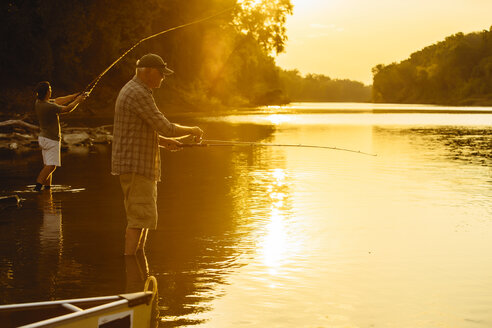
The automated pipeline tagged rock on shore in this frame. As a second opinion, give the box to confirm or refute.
[0,120,112,156]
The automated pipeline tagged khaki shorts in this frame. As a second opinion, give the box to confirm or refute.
[119,173,158,230]
[39,136,61,166]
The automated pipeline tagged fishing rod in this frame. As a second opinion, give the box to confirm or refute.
[181,139,377,157]
[82,6,235,96]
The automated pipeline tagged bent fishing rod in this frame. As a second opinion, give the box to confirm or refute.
[81,6,235,96]
[181,139,377,157]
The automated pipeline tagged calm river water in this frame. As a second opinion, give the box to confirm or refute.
[0,103,491,327]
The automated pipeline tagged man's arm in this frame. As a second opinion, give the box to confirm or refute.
[172,124,203,142]
[53,93,79,105]
[159,136,182,152]
[59,93,87,114]
[172,134,197,143]
[132,90,203,140]
[159,134,200,151]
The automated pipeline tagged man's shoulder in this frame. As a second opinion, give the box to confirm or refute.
[36,100,62,113]
[119,78,149,99]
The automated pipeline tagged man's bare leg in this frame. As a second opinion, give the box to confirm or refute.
[43,173,53,187]
[125,228,143,256]
[136,249,149,278]
[35,165,56,191]
[137,229,149,251]
[36,165,56,185]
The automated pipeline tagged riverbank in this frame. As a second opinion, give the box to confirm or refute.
[0,120,112,156]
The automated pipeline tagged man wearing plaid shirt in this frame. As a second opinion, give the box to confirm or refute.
[112,53,203,256]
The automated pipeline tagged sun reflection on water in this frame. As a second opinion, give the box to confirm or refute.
[261,207,287,274]
[258,168,302,277]
[265,114,293,125]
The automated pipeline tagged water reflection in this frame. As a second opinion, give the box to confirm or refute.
[37,190,64,299]
[400,127,492,166]
[0,190,65,303]
[196,113,492,327]
[206,113,492,127]
[125,252,149,293]
[260,169,294,275]
[0,108,491,328]
[148,121,282,326]
[264,114,293,125]
[39,190,63,254]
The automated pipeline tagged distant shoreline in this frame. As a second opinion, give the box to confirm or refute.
[2,101,491,124]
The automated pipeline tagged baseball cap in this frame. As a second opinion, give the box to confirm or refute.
[136,53,174,75]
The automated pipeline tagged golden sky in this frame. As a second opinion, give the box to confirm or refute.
[275,0,492,84]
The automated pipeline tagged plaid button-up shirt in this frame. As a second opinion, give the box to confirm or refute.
[112,76,177,181]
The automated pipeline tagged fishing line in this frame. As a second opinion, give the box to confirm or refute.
[181,139,377,156]
[82,6,236,96]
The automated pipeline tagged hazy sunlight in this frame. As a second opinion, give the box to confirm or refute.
[277,0,492,84]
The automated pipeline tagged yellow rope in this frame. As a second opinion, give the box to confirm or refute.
[144,275,158,302]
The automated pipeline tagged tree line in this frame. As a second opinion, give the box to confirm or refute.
[0,0,293,116]
[372,27,492,106]
[280,70,371,103]
[0,0,373,118]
